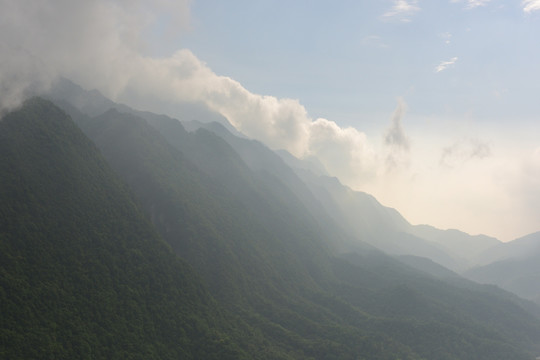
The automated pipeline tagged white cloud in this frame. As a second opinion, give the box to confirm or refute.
[308,118,378,185]
[382,0,420,22]
[384,98,411,170]
[523,0,540,13]
[140,52,379,184]
[439,32,452,45]
[465,0,492,8]
[0,0,190,113]
[0,0,380,186]
[440,138,491,168]
[451,0,492,9]
[116,50,308,156]
[361,35,389,49]
[3,0,538,242]
[435,57,458,72]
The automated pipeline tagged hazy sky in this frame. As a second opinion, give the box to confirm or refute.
[2,0,539,241]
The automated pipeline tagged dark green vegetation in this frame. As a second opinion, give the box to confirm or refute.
[0,98,245,359]
[2,91,540,359]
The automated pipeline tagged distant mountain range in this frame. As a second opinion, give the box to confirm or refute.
[178,112,540,306]
[465,232,540,304]
[48,78,540,302]
[1,79,538,358]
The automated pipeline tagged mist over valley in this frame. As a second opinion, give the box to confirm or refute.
[2,1,540,358]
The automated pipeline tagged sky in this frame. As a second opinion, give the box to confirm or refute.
[1,0,539,241]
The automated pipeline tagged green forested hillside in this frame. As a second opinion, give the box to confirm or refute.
[65,98,540,359]
[0,98,245,359]
[77,108,415,359]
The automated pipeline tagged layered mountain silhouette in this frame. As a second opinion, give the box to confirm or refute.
[0,98,246,359]
[182,115,501,273]
[465,232,540,304]
[2,79,538,358]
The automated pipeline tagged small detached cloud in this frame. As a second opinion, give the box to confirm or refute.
[384,98,411,170]
[451,0,492,9]
[465,0,492,8]
[523,0,540,13]
[435,57,458,73]
[382,0,420,22]
[361,35,389,49]
[439,32,452,45]
[440,138,491,168]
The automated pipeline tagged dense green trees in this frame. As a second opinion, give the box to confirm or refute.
[0,98,245,359]
[72,99,540,359]
[2,96,540,359]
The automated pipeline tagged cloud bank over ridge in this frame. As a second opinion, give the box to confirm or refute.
[2,0,539,241]
[0,0,383,188]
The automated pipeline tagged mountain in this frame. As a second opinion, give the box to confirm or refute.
[0,98,246,359]
[46,84,540,359]
[49,79,498,273]
[207,129,499,272]
[396,255,461,280]
[182,119,462,268]
[186,117,500,272]
[67,105,422,359]
[293,171,463,266]
[185,118,539,314]
[474,231,540,265]
[168,119,358,254]
[465,232,540,304]
[46,77,238,133]
[283,158,506,272]
[409,225,501,266]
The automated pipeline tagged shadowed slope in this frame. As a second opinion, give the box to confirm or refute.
[0,98,245,359]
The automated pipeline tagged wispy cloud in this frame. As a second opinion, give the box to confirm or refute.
[361,35,389,49]
[3,0,537,242]
[435,57,458,73]
[523,0,540,13]
[440,138,491,168]
[382,0,420,22]
[439,32,452,45]
[465,0,492,8]
[451,0,492,9]
[384,98,410,170]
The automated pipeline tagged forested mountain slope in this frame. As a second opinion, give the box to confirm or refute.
[186,119,494,272]
[54,90,540,359]
[184,117,540,314]
[72,107,419,359]
[0,98,246,359]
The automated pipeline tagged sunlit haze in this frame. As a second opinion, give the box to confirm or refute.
[2,0,539,241]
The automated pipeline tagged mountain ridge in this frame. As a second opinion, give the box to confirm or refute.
[25,80,540,358]
[0,97,247,359]
[465,232,540,304]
